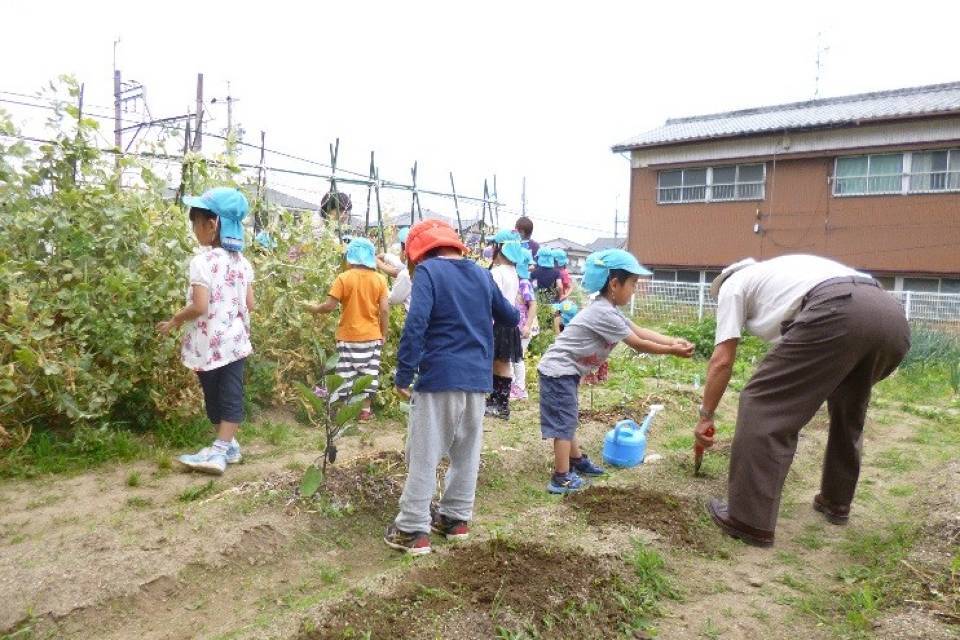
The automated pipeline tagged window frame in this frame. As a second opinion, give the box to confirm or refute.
[833,149,960,197]
[833,153,904,196]
[656,163,766,204]
[907,149,960,194]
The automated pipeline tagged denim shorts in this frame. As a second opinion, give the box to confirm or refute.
[196,357,246,424]
[539,373,580,440]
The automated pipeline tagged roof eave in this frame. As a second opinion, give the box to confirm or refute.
[610,109,960,154]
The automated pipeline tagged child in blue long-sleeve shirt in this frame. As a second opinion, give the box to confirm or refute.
[386,219,519,555]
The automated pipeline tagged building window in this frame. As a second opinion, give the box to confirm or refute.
[834,154,903,196]
[652,269,677,281]
[711,164,765,201]
[873,276,896,291]
[909,149,960,193]
[941,279,960,294]
[657,164,764,204]
[903,277,944,293]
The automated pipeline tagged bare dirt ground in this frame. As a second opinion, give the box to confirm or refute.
[1,373,957,639]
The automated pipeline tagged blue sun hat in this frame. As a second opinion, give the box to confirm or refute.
[397,226,410,244]
[555,299,579,324]
[515,247,534,279]
[345,237,377,269]
[492,229,521,244]
[492,229,524,264]
[183,187,249,251]
[554,250,568,267]
[582,248,651,294]
[537,247,557,268]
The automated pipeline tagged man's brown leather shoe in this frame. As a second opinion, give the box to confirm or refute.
[707,498,774,548]
[813,494,850,525]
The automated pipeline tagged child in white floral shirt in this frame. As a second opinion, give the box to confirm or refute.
[158,187,255,475]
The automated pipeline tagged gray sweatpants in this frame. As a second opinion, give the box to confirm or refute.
[393,391,486,533]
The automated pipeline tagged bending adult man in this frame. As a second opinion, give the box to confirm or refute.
[696,254,910,547]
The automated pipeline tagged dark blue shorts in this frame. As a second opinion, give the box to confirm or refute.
[196,357,246,424]
[539,373,580,440]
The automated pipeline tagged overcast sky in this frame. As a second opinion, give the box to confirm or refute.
[3,1,959,243]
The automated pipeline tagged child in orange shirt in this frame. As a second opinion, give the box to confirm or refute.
[306,237,389,421]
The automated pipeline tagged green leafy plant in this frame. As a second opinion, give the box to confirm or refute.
[295,351,374,498]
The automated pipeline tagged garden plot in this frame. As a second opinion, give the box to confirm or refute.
[1,340,958,639]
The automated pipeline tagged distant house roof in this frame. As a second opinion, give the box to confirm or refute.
[263,187,320,211]
[163,185,321,212]
[586,237,626,251]
[384,209,484,230]
[612,81,960,151]
[541,238,592,254]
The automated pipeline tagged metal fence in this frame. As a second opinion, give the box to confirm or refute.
[628,280,960,327]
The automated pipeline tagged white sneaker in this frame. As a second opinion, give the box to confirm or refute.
[177,447,227,475]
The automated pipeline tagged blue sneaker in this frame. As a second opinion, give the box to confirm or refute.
[226,440,242,464]
[571,454,605,477]
[178,447,227,475]
[547,471,585,494]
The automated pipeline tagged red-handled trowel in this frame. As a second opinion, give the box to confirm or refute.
[694,425,715,476]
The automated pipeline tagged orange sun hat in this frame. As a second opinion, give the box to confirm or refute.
[405,219,468,263]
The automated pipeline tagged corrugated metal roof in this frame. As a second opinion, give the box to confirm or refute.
[542,237,592,253]
[586,237,626,251]
[612,81,960,151]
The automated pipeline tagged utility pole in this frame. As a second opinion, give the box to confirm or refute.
[614,208,618,240]
[521,176,527,216]
[211,81,239,138]
[193,73,204,151]
[113,69,122,149]
[814,32,830,99]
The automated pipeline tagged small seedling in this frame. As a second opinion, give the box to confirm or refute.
[126,471,141,487]
[295,348,375,498]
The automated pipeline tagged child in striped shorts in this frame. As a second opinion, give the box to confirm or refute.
[306,237,389,421]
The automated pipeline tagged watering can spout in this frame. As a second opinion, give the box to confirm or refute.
[639,404,665,433]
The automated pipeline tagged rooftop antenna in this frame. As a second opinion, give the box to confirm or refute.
[814,31,830,99]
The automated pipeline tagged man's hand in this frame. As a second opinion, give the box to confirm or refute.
[694,417,716,449]
[303,301,322,314]
[395,386,411,400]
[156,319,177,335]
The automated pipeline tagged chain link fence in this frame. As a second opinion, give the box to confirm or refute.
[628,280,960,328]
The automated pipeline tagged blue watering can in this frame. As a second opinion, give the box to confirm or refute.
[602,404,664,468]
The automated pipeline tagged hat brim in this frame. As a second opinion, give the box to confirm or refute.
[709,259,757,298]
[183,195,210,210]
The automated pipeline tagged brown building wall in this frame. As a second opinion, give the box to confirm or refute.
[627,156,960,276]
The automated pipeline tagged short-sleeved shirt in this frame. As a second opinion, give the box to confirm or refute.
[181,248,254,372]
[329,267,389,341]
[521,238,540,260]
[491,264,520,310]
[714,254,867,345]
[517,278,536,328]
[533,267,561,302]
[538,297,631,377]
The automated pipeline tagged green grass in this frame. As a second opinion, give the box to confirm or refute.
[872,449,920,473]
[784,522,920,637]
[126,471,141,487]
[0,414,303,479]
[177,480,217,502]
[245,420,296,447]
[795,524,828,550]
[126,496,152,509]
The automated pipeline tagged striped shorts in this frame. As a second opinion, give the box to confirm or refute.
[333,340,383,400]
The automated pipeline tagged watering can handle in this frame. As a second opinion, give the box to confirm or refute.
[613,423,632,445]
